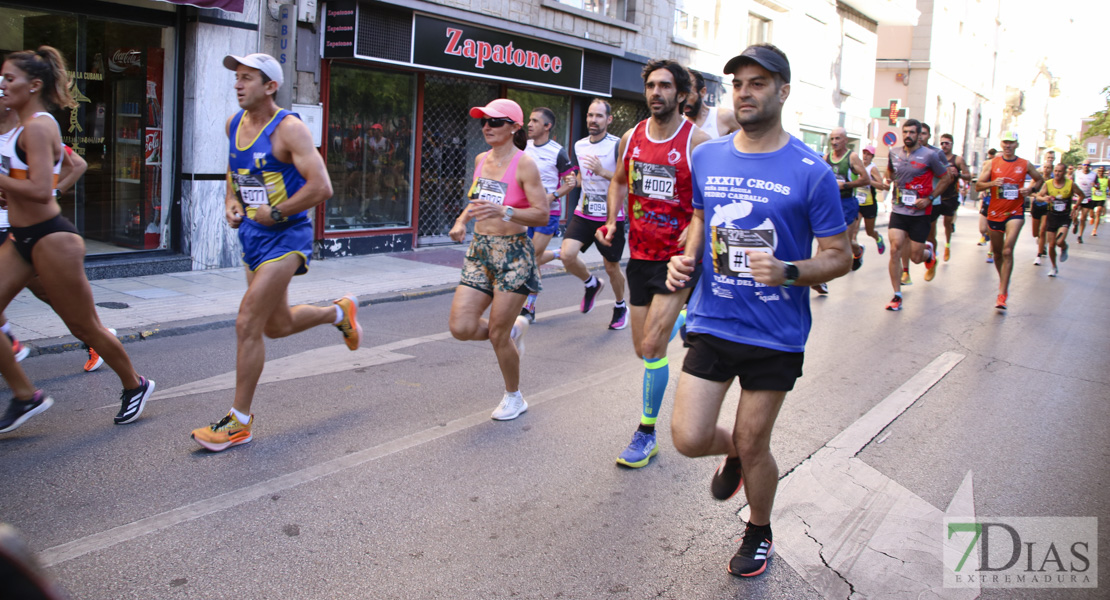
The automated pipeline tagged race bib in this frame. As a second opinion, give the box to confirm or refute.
[1053,200,1067,212]
[901,188,918,206]
[469,177,508,206]
[582,193,607,217]
[234,173,268,207]
[856,189,869,205]
[711,226,774,279]
[632,161,676,202]
[1001,184,1019,200]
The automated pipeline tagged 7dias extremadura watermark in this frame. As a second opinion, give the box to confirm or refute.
[944,517,1097,588]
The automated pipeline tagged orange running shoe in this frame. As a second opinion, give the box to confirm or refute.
[995,294,1007,311]
[334,294,363,351]
[191,412,253,452]
[83,328,118,372]
[10,336,29,363]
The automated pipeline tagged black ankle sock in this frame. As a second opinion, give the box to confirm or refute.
[746,521,773,540]
[637,423,655,435]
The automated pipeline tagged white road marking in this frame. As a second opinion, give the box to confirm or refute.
[97,300,613,408]
[41,305,627,567]
[740,352,978,599]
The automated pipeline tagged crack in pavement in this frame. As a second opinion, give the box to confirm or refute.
[800,517,857,600]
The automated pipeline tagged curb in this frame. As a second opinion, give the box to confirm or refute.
[21,259,611,357]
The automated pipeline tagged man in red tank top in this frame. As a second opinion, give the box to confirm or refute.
[975,131,1043,311]
[597,59,711,469]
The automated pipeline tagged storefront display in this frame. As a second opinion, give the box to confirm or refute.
[0,6,172,255]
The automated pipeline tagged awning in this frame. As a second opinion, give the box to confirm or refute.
[154,0,245,13]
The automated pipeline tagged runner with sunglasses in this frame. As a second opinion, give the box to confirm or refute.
[449,99,549,421]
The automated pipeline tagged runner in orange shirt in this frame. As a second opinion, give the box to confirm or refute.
[975,132,1043,311]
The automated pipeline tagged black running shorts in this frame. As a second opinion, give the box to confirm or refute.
[682,333,804,391]
[888,212,931,244]
[626,258,700,307]
[563,215,625,264]
[858,203,877,220]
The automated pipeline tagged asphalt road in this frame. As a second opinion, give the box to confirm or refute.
[1,210,1107,599]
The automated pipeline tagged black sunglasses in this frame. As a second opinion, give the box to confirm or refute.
[481,117,513,128]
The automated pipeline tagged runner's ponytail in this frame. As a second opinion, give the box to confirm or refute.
[4,46,76,110]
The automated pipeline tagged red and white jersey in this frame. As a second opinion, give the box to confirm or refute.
[622,118,696,261]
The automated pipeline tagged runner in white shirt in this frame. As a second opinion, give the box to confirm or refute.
[561,99,628,329]
[683,70,740,139]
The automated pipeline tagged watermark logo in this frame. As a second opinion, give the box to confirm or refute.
[944,517,1097,588]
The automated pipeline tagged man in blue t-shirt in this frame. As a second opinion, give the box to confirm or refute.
[665,44,852,579]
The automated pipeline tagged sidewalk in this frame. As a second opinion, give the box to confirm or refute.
[6,236,623,354]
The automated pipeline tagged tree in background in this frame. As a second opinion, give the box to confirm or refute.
[1083,84,1110,140]
[1060,139,1087,166]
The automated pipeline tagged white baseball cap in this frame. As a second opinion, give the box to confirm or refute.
[223,53,283,87]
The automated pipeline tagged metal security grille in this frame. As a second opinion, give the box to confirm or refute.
[418,75,498,244]
[357,3,411,62]
[582,52,612,95]
[608,97,651,139]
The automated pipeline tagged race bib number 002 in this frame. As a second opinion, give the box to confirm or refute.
[632,161,677,202]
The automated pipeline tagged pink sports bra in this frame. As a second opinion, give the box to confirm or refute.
[468,150,530,209]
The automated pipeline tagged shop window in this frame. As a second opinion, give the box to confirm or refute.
[801,130,828,155]
[418,75,499,243]
[607,97,651,141]
[325,63,415,231]
[507,89,572,149]
[0,7,172,255]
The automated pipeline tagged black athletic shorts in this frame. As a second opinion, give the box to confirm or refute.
[0,228,6,247]
[626,258,700,307]
[987,215,1023,232]
[858,203,877,220]
[563,215,625,264]
[979,202,989,217]
[1045,214,1071,232]
[1091,200,1106,210]
[888,212,931,244]
[682,332,804,391]
[936,197,959,217]
[1030,203,1048,220]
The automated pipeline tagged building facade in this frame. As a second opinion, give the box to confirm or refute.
[1,0,911,273]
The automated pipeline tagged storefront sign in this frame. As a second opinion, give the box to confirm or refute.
[412,15,582,91]
[322,0,356,58]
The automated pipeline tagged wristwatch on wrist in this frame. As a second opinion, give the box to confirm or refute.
[270,206,283,222]
[782,261,799,287]
[502,206,514,222]
[552,190,561,200]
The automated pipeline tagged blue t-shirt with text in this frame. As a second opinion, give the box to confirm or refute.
[688,134,846,353]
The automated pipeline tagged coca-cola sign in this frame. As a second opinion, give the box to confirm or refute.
[108,49,142,73]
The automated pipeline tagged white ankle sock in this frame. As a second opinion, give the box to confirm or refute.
[333,304,344,325]
[0,323,10,335]
[585,275,597,287]
[230,408,251,424]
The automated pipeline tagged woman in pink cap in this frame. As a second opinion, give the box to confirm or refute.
[448,98,549,421]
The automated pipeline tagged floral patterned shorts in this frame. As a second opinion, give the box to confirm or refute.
[460,233,541,296]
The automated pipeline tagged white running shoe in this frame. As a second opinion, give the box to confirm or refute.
[510,315,528,358]
[491,392,528,420]
[1033,255,1042,266]
[1048,268,1058,277]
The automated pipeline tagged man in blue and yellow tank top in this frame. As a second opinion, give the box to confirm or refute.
[191,53,363,452]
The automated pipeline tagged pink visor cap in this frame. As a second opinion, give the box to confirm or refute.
[469,98,524,125]
[863,145,876,155]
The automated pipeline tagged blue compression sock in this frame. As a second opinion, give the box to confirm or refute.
[641,357,669,426]
[669,309,687,342]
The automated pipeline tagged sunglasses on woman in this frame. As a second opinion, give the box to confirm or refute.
[481,117,513,128]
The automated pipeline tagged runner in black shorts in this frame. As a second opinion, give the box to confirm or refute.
[937,134,969,263]
[596,59,711,469]
[1037,163,1083,277]
[561,99,628,328]
[884,119,951,311]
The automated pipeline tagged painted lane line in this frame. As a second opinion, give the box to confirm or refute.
[99,300,614,408]
[824,351,964,459]
[41,360,635,567]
